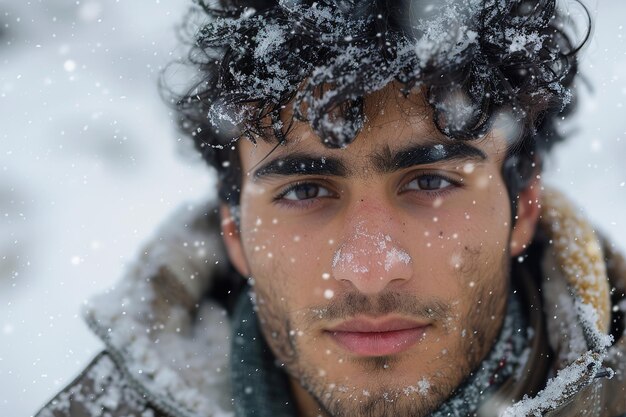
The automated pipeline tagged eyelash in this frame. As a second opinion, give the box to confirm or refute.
[398,173,462,197]
[273,181,337,210]
[273,173,462,209]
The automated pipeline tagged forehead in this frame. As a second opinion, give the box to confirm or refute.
[238,88,512,174]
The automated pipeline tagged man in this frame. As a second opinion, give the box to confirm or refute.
[36,0,626,416]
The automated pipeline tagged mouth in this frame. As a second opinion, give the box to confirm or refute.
[325,317,429,356]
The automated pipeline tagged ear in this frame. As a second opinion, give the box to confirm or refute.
[509,176,541,257]
[220,204,250,277]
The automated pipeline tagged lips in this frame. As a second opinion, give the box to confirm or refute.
[326,318,429,356]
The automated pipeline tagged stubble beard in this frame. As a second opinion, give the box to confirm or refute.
[251,252,510,417]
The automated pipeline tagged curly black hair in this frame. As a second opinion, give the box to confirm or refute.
[164,0,590,213]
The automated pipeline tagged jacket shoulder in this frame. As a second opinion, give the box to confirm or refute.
[34,352,160,417]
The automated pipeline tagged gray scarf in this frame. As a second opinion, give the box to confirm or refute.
[231,288,528,417]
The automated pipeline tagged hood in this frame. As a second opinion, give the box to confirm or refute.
[83,189,621,417]
[501,188,616,416]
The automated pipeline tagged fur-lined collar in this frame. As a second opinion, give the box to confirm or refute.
[83,188,618,417]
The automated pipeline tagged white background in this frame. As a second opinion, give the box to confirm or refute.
[0,1,624,416]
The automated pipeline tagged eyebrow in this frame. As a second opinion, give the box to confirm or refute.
[373,141,487,173]
[253,153,349,179]
[252,141,487,180]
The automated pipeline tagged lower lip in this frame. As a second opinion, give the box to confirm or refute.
[327,327,427,356]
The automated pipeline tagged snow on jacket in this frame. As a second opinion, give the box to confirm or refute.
[34,188,626,417]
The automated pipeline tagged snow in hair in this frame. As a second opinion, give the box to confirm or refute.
[166,0,588,202]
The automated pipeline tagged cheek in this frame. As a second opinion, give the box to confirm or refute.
[243,208,339,274]
[455,184,511,253]
[241,224,331,313]
[239,214,290,267]
[413,202,510,297]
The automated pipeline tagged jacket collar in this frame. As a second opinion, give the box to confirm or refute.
[498,188,615,416]
[83,188,617,417]
[84,203,234,417]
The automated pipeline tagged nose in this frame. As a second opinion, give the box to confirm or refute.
[331,219,413,295]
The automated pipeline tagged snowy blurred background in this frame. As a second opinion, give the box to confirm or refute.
[0,0,624,415]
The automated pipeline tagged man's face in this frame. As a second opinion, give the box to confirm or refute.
[222,89,537,417]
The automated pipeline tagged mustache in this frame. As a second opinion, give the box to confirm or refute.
[299,291,451,325]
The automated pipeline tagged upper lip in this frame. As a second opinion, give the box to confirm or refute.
[327,317,429,333]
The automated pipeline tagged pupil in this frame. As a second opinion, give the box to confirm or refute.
[296,184,318,200]
[418,176,441,190]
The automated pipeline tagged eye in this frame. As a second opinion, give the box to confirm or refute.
[279,182,334,201]
[402,174,455,192]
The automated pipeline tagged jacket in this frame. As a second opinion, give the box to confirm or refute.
[34,189,626,417]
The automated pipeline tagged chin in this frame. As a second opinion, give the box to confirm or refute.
[291,346,463,417]
[297,367,450,417]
